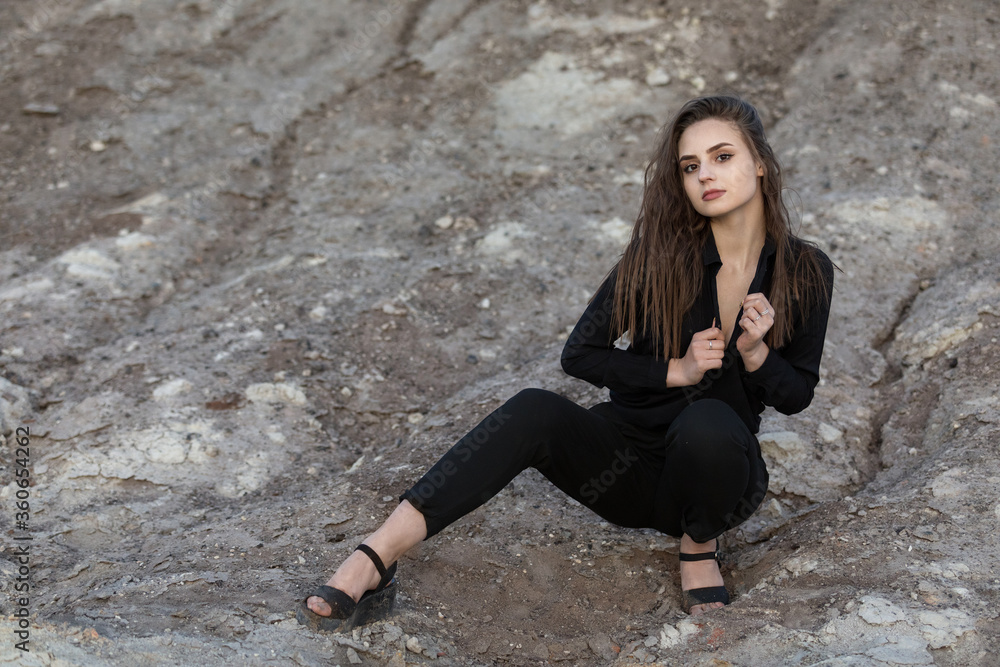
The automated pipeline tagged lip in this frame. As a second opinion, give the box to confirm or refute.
[702,189,725,201]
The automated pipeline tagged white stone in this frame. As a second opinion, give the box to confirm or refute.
[645,68,671,86]
[382,302,407,316]
[116,429,190,466]
[115,232,155,251]
[218,451,273,497]
[858,595,907,625]
[57,248,121,271]
[758,431,809,458]
[930,468,967,498]
[818,422,843,443]
[245,382,307,406]
[660,620,698,648]
[784,555,818,576]
[919,608,975,649]
[64,263,116,281]
[434,215,454,229]
[153,378,193,400]
[599,217,632,245]
[309,305,327,321]
[476,221,533,261]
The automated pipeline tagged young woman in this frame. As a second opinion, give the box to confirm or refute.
[297,95,834,628]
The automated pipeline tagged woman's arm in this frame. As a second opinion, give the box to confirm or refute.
[560,270,676,392]
[741,252,835,415]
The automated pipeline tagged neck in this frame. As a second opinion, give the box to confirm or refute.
[709,199,766,270]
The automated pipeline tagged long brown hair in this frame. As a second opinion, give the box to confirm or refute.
[610,95,831,359]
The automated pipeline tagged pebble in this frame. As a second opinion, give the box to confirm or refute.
[784,555,818,576]
[152,378,193,400]
[90,140,108,152]
[434,215,454,229]
[645,68,671,86]
[406,636,423,654]
[659,620,698,649]
[35,42,67,57]
[818,422,843,443]
[245,382,307,406]
[347,647,362,664]
[382,302,408,316]
[23,102,60,115]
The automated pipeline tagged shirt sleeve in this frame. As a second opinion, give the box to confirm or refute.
[560,269,673,392]
[741,251,835,415]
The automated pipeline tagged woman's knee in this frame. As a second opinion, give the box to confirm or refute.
[500,388,570,430]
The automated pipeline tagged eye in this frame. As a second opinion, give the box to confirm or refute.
[682,163,698,174]
[716,153,734,162]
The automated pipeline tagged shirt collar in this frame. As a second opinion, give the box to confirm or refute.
[702,228,777,267]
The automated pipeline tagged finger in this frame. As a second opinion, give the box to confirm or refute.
[745,295,773,316]
[740,315,763,333]
[693,326,724,340]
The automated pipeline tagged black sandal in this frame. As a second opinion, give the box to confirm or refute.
[296,543,398,632]
[679,539,730,614]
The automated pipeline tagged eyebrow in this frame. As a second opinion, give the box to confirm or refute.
[678,142,735,162]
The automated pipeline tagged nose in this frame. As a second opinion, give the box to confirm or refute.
[698,164,715,182]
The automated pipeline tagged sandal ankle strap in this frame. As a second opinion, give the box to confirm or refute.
[678,538,721,563]
[355,543,387,578]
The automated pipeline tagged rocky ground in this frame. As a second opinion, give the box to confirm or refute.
[1,0,998,664]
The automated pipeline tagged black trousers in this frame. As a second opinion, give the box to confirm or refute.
[400,389,768,542]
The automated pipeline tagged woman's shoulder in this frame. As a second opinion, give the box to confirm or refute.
[787,236,833,272]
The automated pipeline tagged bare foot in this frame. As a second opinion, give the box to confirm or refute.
[306,547,383,617]
[679,534,726,615]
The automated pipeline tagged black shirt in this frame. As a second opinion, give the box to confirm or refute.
[561,232,834,434]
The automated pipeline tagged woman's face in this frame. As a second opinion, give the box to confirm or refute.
[677,118,764,221]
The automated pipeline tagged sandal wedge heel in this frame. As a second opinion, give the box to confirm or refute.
[296,543,397,633]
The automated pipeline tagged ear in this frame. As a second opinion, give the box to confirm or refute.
[756,162,765,177]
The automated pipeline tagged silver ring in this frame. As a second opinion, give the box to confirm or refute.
[755,315,761,321]
[762,308,770,316]
[709,340,713,349]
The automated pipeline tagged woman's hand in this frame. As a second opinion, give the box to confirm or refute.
[737,292,773,372]
[669,321,725,387]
